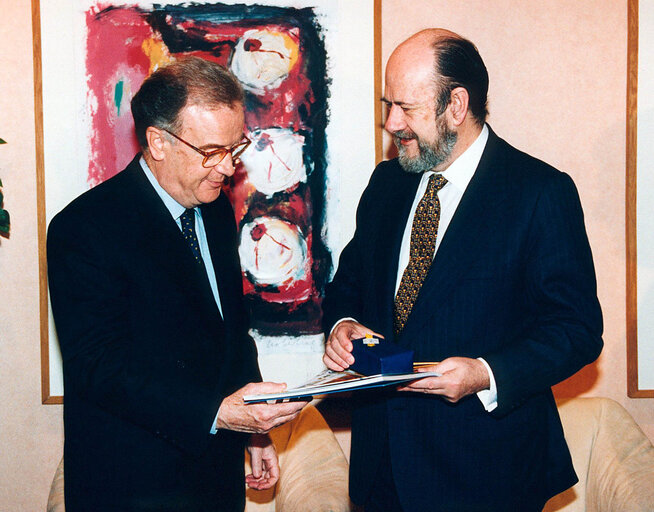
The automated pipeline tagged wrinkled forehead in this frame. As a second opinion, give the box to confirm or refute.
[384,53,436,105]
[177,103,245,146]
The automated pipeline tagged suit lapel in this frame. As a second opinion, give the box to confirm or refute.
[201,195,239,327]
[400,129,512,338]
[123,159,223,326]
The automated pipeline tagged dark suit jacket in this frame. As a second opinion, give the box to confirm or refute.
[47,155,261,511]
[323,128,603,511]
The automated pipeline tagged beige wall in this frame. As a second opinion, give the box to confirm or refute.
[0,2,64,509]
[0,1,648,510]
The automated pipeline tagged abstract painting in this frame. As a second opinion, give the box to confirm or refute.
[84,3,331,337]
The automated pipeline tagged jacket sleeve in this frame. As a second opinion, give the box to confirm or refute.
[322,166,384,334]
[483,171,603,416]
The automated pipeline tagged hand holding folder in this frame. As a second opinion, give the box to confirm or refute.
[245,336,441,404]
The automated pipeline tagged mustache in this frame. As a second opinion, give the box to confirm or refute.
[393,130,417,142]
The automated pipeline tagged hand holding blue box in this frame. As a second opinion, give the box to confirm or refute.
[350,336,414,375]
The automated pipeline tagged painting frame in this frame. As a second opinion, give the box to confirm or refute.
[627,0,654,397]
[33,0,383,404]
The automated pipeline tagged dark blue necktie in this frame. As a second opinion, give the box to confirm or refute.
[179,208,203,264]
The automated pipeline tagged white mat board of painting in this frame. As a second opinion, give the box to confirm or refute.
[636,0,654,391]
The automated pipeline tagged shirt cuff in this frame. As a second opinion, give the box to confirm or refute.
[476,357,498,412]
[330,317,357,335]
[210,409,220,434]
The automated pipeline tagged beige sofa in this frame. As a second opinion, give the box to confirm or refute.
[48,397,654,511]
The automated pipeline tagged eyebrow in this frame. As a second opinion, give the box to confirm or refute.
[380,97,419,109]
[198,137,245,152]
[198,143,228,151]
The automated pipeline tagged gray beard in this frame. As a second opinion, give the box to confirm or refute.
[394,122,457,174]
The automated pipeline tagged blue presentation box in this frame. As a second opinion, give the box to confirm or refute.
[350,337,414,375]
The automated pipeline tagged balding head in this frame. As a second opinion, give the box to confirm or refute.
[387,29,489,125]
[390,28,461,60]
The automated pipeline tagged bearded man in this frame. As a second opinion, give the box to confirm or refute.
[322,29,603,512]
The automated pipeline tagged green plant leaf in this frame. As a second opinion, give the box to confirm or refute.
[0,138,6,144]
[0,179,7,236]
[0,208,9,235]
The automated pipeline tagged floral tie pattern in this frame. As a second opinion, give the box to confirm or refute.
[393,174,448,335]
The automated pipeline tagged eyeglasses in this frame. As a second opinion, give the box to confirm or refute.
[163,129,251,168]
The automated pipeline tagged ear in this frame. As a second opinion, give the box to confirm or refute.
[145,126,167,162]
[447,87,470,127]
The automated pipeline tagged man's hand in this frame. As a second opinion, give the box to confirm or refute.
[246,433,279,490]
[215,382,307,434]
[323,320,383,371]
[399,357,490,402]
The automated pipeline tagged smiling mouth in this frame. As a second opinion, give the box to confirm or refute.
[204,178,223,188]
[393,131,417,146]
[394,135,416,147]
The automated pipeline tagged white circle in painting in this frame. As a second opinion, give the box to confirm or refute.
[239,217,307,286]
[231,29,297,94]
[240,128,307,196]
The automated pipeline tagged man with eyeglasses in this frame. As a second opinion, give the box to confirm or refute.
[47,57,307,512]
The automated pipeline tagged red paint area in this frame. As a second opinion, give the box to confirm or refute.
[86,6,152,185]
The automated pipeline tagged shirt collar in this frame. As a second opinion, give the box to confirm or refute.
[426,124,489,192]
[139,156,188,220]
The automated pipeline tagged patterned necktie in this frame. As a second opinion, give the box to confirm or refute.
[393,173,448,335]
[179,208,203,264]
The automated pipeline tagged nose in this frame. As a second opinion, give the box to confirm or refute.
[384,104,407,134]
[213,153,236,177]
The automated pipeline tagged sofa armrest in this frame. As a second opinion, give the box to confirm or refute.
[584,398,654,511]
[546,397,654,512]
[245,403,350,512]
[47,458,65,512]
